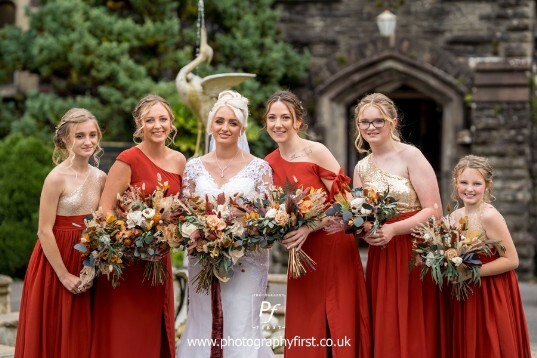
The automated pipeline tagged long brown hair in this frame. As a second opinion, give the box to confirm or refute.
[263,90,309,132]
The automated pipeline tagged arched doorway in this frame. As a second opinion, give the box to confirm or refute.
[316,52,469,202]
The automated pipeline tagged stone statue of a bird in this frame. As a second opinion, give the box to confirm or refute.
[176,25,255,155]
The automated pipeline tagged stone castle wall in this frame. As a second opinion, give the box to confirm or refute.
[275,0,536,278]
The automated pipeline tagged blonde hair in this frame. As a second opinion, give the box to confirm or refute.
[207,90,249,131]
[451,155,495,203]
[263,90,308,132]
[52,108,103,166]
[353,93,401,153]
[132,95,177,145]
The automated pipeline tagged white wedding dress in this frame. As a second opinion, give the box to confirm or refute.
[176,157,274,358]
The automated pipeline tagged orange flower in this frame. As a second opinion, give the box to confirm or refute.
[298,199,313,214]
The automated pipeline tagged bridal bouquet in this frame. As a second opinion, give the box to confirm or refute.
[178,193,248,294]
[326,186,398,235]
[241,182,328,278]
[75,177,184,287]
[411,214,503,301]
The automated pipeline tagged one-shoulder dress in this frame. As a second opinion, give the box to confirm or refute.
[90,147,181,358]
[450,205,531,358]
[356,154,447,358]
[15,166,105,358]
[266,149,372,358]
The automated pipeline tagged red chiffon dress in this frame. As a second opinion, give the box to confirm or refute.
[450,210,531,358]
[90,147,181,358]
[356,154,447,358]
[15,166,106,358]
[265,149,372,358]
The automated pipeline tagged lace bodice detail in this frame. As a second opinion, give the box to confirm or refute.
[56,166,106,216]
[356,154,421,213]
[183,157,272,199]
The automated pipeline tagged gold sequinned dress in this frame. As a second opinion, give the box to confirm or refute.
[15,166,106,358]
[450,205,531,358]
[357,154,447,358]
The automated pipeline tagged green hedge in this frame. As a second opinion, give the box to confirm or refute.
[0,133,53,277]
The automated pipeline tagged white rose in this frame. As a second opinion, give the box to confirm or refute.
[142,208,155,219]
[230,224,245,237]
[350,197,365,213]
[423,233,431,240]
[425,258,433,267]
[360,207,372,215]
[126,210,143,228]
[181,223,198,238]
[451,257,463,267]
[426,252,435,259]
[230,248,245,264]
[265,208,278,218]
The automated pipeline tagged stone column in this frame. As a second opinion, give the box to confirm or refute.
[0,275,12,314]
[472,60,535,279]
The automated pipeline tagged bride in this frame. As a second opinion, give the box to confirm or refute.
[176,90,274,357]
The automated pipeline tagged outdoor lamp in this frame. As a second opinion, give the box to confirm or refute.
[376,9,397,40]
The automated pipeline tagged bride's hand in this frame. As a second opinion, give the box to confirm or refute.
[282,226,313,251]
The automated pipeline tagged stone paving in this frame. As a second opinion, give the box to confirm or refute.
[5,273,537,357]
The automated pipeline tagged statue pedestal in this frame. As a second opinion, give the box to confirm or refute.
[0,276,12,315]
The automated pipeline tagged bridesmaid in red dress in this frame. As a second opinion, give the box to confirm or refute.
[353,93,445,358]
[264,90,371,358]
[449,155,531,358]
[90,95,186,358]
[15,108,106,358]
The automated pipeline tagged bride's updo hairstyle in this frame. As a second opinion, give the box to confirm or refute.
[207,90,250,131]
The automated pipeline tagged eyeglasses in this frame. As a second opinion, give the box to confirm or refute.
[358,119,386,129]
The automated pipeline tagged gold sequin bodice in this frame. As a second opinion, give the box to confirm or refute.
[464,203,488,242]
[56,166,105,216]
[356,154,421,213]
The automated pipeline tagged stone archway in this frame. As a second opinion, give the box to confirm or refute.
[315,44,470,200]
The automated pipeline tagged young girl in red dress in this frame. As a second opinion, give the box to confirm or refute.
[15,108,106,358]
[449,155,531,358]
[353,93,446,358]
[90,95,186,358]
[264,90,371,358]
